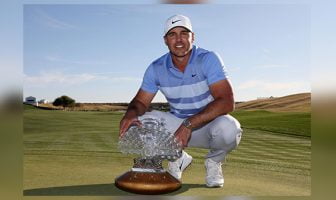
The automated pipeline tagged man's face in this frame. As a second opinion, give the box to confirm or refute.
[164,27,194,58]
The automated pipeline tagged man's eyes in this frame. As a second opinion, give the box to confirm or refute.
[167,33,176,37]
[167,31,189,37]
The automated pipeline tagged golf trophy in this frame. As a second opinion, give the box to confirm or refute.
[115,118,183,194]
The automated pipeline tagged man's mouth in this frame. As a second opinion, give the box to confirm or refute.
[175,45,183,48]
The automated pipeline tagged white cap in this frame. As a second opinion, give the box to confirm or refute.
[164,14,193,36]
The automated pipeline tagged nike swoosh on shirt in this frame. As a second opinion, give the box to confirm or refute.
[172,20,181,24]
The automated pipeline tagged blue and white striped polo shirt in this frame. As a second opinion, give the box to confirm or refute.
[141,45,228,118]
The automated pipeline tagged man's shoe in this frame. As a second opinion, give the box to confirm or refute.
[167,151,193,180]
[205,158,224,188]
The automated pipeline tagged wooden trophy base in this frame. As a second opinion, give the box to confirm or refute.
[115,170,181,195]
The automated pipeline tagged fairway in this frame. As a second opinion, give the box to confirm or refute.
[23,106,311,196]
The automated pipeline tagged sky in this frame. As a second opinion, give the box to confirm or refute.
[22,2,313,103]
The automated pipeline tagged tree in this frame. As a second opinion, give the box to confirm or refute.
[53,95,76,108]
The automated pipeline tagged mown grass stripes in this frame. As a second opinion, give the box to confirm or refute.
[23,106,310,195]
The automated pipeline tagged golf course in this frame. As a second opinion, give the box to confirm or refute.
[23,93,311,196]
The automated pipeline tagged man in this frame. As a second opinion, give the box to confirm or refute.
[119,14,242,188]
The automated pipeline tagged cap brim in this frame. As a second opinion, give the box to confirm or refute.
[165,26,192,36]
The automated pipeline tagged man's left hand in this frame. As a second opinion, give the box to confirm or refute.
[174,125,192,148]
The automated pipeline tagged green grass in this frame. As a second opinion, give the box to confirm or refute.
[232,110,311,137]
[23,106,311,196]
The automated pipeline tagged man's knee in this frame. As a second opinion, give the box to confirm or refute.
[209,115,242,149]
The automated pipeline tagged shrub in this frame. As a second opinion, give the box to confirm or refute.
[53,95,76,108]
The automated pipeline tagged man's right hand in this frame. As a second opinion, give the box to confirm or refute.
[119,115,141,138]
[118,89,156,138]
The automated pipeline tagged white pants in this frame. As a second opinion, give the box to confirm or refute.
[138,110,243,162]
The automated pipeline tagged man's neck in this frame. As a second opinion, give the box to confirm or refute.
[171,51,192,73]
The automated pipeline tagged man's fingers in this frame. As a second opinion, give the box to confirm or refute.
[175,134,185,147]
[119,125,127,138]
[132,119,142,127]
[119,118,141,139]
[174,125,191,148]
[119,120,130,138]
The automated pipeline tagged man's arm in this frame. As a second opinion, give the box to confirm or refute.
[189,79,234,128]
[174,79,234,147]
[119,89,155,137]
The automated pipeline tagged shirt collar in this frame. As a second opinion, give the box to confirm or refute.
[167,45,197,69]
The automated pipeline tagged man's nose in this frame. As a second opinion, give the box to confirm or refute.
[176,34,182,41]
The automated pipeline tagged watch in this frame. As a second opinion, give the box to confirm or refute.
[182,119,192,129]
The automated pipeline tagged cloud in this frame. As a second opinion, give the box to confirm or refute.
[45,55,110,65]
[24,71,100,86]
[261,47,271,54]
[108,77,142,82]
[33,7,76,30]
[24,71,141,87]
[95,6,166,17]
[258,64,289,69]
[227,65,241,72]
[237,80,308,91]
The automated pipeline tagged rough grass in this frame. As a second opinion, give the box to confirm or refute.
[235,93,311,112]
[23,106,311,196]
[37,103,127,112]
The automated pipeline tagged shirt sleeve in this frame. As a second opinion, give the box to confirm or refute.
[202,51,229,85]
[140,64,159,94]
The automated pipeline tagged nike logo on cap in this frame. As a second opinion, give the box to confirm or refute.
[172,20,181,24]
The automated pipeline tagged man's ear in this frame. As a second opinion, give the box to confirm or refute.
[164,36,168,46]
[191,32,195,43]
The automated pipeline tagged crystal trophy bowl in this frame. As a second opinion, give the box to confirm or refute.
[115,118,183,194]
